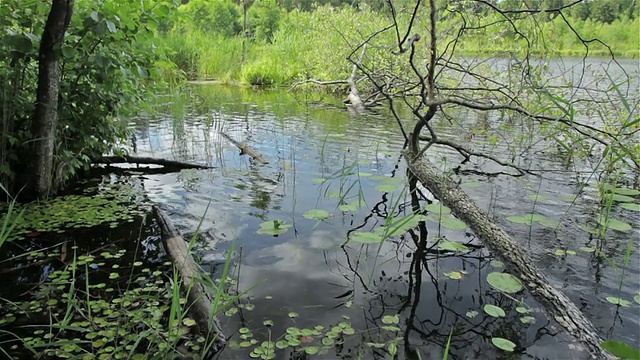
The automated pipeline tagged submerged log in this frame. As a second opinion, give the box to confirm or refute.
[152,206,226,353]
[404,149,614,360]
[220,132,269,164]
[95,155,213,170]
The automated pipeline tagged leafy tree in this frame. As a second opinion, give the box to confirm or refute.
[178,0,242,36]
[591,0,621,23]
[0,0,176,198]
[570,1,591,20]
[248,0,282,42]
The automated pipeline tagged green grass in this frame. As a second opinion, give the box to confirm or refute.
[160,5,639,86]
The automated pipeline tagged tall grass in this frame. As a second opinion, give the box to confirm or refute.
[163,6,395,86]
[163,31,246,82]
[160,5,638,86]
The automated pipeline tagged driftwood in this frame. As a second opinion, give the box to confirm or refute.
[345,44,367,113]
[404,150,614,360]
[289,45,373,113]
[220,132,269,164]
[95,155,213,170]
[152,206,226,353]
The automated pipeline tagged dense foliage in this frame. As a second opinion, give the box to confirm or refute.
[163,0,638,86]
[0,0,637,196]
[0,0,176,196]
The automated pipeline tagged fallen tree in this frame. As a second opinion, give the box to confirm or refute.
[339,0,638,357]
[95,155,213,170]
[290,44,380,113]
[404,149,614,359]
[220,132,269,164]
[152,205,226,354]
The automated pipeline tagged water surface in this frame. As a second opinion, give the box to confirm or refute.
[127,59,639,359]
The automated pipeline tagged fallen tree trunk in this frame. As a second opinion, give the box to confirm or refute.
[95,155,213,170]
[220,132,269,164]
[404,150,614,360]
[152,206,226,354]
[345,44,367,113]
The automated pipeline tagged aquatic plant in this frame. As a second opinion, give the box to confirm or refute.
[0,183,150,242]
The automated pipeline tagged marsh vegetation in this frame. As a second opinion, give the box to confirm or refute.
[0,0,639,359]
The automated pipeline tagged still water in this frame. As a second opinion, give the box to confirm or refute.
[128,59,639,359]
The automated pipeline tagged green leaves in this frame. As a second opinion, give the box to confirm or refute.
[600,340,640,360]
[350,231,383,244]
[425,204,467,230]
[486,272,523,294]
[257,220,292,236]
[0,185,147,242]
[303,209,331,221]
[491,337,516,352]
[505,213,559,228]
[597,215,632,232]
[483,304,506,318]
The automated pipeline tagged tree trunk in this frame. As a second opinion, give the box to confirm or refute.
[404,149,615,360]
[29,0,74,199]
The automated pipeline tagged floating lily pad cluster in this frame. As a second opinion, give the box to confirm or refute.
[505,213,560,228]
[461,271,535,352]
[0,183,150,242]
[0,248,206,359]
[228,304,402,360]
[229,321,358,359]
[602,184,640,213]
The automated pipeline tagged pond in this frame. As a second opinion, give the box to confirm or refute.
[1,57,638,359]
[129,60,637,359]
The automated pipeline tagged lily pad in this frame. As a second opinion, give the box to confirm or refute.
[375,184,399,193]
[579,246,596,253]
[382,315,399,325]
[380,214,429,237]
[620,203,640,212]
[424,203,452,215]
[339,201,362,212]
[350,231,383,244]
[606,296,631,307]
[428,214,467,230]
[597,216,632,232]
[526,194,548,202]
[303,209,331,221]
[444,271,464,280]
[370,176,404,185]
[437,240,469,252]
[466,310,479,318]
[486,272,523,294]
[492,337,516,352]
[257,220,292,236]
[484,304,506,318]
[609,187,640,196]
[578,224,599,234]
[606,193,635,203]
[520,316,536,324]
[506,213,545,225]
